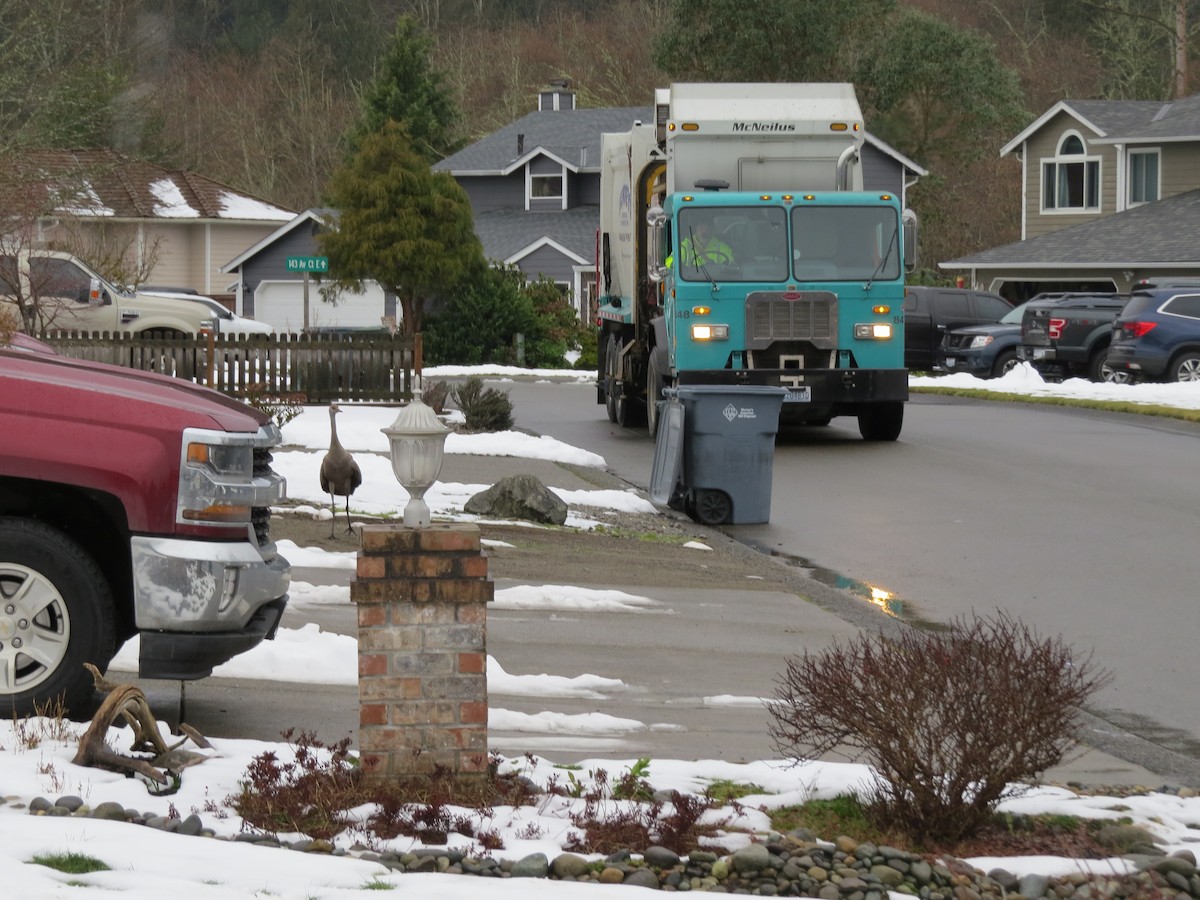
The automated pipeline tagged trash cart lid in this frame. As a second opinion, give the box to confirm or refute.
[649,393,686,507]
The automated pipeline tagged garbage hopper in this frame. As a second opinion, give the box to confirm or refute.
[649,384,786,525]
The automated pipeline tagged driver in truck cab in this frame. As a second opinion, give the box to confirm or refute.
[669,219,735,269]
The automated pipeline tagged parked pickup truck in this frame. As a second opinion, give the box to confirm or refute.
[0,250,217,337]
[1017,292,1130,383]
[0,336,291,715]
[903,286,1014,371]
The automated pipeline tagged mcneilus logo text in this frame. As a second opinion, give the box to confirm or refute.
[731,122,797,132]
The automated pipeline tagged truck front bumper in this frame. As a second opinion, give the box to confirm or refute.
[678,367,909,405]
[130,536,291,680]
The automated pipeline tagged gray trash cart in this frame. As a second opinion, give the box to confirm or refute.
[649,384,787,525]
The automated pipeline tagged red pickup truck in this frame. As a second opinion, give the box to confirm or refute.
[0,337,291,715]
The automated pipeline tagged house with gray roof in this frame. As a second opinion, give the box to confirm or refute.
[435,82,926,320]
[942,95,1200,300]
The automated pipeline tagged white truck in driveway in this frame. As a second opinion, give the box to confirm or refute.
[0,250,218,337]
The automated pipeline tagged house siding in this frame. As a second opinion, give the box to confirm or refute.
[513,245,576,283]
[1025,112,1114,238]
[240,226,327,318]
[1160,143,1200,199]
[861,143,902,195]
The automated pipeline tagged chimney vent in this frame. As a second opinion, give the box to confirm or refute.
[517,134,524,155]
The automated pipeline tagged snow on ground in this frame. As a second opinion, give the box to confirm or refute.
[3,366,1198,896]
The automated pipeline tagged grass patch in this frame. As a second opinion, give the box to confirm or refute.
[706,779,764,802]
[362,878,396,890]
[770,793,895,845]
[910,385,1200,423]
[31,851,110,874]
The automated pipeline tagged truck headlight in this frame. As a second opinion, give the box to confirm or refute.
[969,335,994,348]
[691,323,729,341]
[854,323,893,340]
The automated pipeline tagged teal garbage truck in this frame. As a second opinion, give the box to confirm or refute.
[597,83,916,440]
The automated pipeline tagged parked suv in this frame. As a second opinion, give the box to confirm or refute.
[903,286,1013,371]
[1108,288,1200,382]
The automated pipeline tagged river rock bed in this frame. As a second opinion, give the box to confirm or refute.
[18,794,1200,897]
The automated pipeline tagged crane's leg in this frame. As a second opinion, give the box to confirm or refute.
[328,493,336,539]
[344,495,353,534]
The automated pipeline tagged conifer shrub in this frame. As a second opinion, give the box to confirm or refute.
[451,376,514,432]
[420,378,450,414]
[768,611,1110,843]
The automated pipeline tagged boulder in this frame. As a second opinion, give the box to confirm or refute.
[464,474,568,525]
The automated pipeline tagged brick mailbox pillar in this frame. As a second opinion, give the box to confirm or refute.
[350,523,492,783]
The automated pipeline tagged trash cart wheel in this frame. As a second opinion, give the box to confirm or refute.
[691,489,733,525]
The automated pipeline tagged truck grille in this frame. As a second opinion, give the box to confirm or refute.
[746,291,837,349]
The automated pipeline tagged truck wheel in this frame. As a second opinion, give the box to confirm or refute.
[858,402,904,441]
[0,519,116,717]
[604,334,620,423]
[646,350,665,438]
[1170,352,1200,382]
[990,350,1018,378]
[1089,347,1129,384]
[691,490,733,525]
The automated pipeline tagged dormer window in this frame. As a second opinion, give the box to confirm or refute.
[1042,133,1100,212]
[1128,149,1160,205]
[531,174,563,199]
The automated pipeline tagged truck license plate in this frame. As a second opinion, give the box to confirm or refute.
[784,388,811,403]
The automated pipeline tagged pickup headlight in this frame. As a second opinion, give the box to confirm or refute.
[178,426,285,527]
[969,335,995,348]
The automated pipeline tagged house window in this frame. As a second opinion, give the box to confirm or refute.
[1041,133,1100,212]
[1128,149,1159,205]
[531,174,562,199]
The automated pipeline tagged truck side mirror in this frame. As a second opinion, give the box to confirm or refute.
[902,209,920,274]
[647,205,667,283]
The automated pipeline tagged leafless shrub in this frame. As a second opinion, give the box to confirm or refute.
[769,611,1111,843]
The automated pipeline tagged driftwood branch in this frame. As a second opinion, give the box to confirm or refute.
[71,664,211,785]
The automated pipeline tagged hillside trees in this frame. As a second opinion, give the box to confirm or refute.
[0,0,140,155]
[653,0,896,82]
[318,121,485,337]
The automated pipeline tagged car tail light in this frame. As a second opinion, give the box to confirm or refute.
[1123,320,1157,338]
[1048,317,1066,339]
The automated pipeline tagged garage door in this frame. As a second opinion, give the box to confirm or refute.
[252,280,389,333]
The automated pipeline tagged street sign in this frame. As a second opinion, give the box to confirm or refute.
[286,256,329,272]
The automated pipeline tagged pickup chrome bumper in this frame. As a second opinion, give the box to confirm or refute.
[130,536,291,679]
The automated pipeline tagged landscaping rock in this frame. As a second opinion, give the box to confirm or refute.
[464,474,568,525]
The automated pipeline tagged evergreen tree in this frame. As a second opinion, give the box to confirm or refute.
[350,16,462,162]
[317,121,485,337]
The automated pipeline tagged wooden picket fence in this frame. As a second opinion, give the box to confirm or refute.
[43,331,420,403]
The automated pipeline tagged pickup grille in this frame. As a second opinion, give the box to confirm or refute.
[253,445,274,548]
[746,291,837,349]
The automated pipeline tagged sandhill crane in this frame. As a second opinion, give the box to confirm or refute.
[320,403,362,538]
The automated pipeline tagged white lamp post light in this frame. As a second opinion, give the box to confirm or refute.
[382,391,451,527]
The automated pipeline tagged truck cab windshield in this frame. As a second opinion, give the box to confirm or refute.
[676,207,788,283]
[792,206,901,282]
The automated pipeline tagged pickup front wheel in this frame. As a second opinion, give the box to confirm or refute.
[0,519,116,717]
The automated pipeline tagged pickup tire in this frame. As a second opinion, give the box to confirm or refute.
[990,350,1019,378]
[0,518,116,716]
